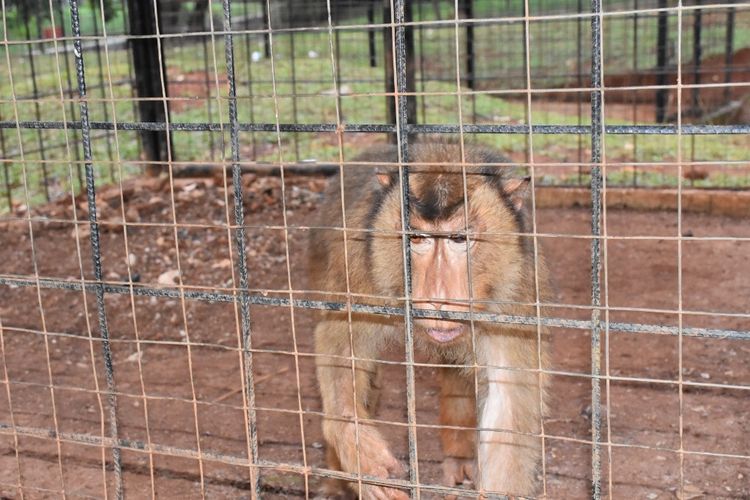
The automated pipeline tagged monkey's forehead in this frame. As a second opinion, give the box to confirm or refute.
[409,142,511,168]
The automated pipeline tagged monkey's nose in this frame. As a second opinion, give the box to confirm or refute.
[416,299,466,313]
[414,300,446,315]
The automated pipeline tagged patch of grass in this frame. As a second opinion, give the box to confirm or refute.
[1,3,749,212]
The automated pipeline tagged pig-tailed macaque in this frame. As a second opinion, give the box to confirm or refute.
[310,142,549,499]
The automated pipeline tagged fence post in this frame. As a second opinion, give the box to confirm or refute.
[723,3,735,103]
[368,1,377,67]
[589,0,604,496]
[692,0,702,117]
[655,0,669,123]
[463,0,475,90]
[126,0,171,175]
[21,4,51,201]
[262,0,271,57]
[383,0,416,141]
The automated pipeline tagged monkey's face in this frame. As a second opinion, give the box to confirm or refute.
[369,158,528,346]
[408,215,475,343]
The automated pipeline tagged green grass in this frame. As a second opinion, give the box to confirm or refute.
[1,2,749,213]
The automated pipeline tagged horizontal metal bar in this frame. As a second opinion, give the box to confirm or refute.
[1,120,749,135]
[0,276,747,340]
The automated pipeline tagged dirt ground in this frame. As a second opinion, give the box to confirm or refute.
[0,173,748,499]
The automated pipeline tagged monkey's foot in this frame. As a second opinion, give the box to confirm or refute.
[315,477,356,500]
[332,424,409,500]
[442,457,476,499]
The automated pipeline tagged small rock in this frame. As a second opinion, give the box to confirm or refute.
[157,269,180,285]
[676,484,704,500]
[125,351,141,363]
[126,206,140,221]
[212,258,232,269]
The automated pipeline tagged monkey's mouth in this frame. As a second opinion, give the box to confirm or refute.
[425,326,464,343]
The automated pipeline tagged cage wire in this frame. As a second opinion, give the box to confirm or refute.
[0,0,749,498]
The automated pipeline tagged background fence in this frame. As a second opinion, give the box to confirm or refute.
[2,0,750,212]
[0,0,749,498]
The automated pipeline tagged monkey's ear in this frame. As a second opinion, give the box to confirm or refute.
[504,176,532,211]
[376,169,393,188]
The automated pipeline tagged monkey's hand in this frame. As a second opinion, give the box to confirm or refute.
[333,423,408,500]
[442,457,476,499]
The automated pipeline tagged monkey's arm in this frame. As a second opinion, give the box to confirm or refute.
[476,333,543,497]
[315,318,408,500]
[439,367,477,490]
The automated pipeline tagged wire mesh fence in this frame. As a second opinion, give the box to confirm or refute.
[0,0,749,498]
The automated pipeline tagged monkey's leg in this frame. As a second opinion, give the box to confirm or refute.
[315,319,408,500]
[439,367,477,492]
[476,335,542,498]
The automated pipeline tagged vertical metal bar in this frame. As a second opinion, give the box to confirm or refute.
[464,0,474,91]
[22,6,51,202]
[632,0,639,187]
[589,0,604,497]
[655,0,669,123]
[675,4,686,498]
[385,0,416,139]
[241,0,258,158]
[0,108,10,212]
[127,0,171,174]
[201,29,216,155]
[67,0,123,497]
[287,0,301,159]
[117,0,141,165]
[383,1,395,134]
[89,2,116,183]
[368,1,377,67]
[463,0,477,123]
[723,3,735,103]
[333,3,344,125]
[221,0,260,496]
[521,4,530,165]
[417,0,426,123]
[691,0,702,116]
[576,0,583,183]
[392,0,419,494]
[261,0,270,58]
[56,0,84,193]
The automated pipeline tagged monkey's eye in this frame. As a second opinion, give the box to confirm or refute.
[447,233,476,249]
[410,233,431,245]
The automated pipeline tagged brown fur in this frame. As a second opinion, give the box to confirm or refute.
[311,142,550,499]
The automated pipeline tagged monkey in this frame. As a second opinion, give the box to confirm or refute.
[309,142,549,499]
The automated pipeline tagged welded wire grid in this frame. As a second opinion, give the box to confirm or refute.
[0,0,749,499]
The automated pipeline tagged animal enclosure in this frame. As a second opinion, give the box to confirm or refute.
[0,0,749,499]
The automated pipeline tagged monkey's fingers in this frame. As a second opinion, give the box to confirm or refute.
[442,457,477,500]
[442,457,476,485]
